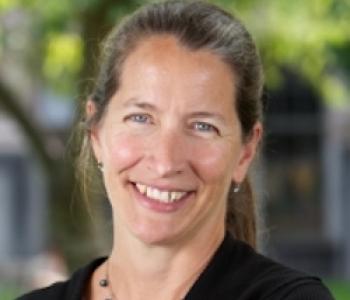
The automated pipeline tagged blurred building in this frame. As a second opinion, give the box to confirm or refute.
[263,67,350,279]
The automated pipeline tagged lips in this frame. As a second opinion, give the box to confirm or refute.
[134,182,190,203]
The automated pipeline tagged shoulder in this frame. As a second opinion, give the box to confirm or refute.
[278,281,334,300]
[16,257,106,300]
[192,233,334,300]
[16,281,67,300]
[240,248,334,300]
[223,238,334,299]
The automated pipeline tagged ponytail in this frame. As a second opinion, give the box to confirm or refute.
[226,177,257,248]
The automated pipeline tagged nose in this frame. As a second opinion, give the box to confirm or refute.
[147,129,187,177]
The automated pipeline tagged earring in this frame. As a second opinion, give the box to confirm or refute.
[233,183,240,193]
[97,162,104,171]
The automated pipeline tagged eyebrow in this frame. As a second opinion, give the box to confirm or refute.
[189,111,226,124]
[122,97,158,111]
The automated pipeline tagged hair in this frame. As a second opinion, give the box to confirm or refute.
[78,0,264,248]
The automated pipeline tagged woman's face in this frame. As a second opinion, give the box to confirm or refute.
[90,35,261,245]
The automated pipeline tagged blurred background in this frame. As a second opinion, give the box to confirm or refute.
[0,0,349,299]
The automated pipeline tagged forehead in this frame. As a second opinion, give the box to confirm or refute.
[124,35,234,81]
[114,35,236,111]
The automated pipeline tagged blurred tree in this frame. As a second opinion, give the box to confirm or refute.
[0,0,140,269]
[214,0,350,106]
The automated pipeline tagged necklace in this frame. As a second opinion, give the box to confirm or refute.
[99,260,117,300]
[99,260,186,300]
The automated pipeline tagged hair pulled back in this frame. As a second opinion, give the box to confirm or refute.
[80,0,264,248]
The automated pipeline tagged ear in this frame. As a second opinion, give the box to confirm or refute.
[86,100,102,163]
[232,122,262,183]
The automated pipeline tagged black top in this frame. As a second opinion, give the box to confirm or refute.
[17,233,334,300]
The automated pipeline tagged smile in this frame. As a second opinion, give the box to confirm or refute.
[135,183,189,203]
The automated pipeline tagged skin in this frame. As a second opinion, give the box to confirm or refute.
[87,35,262,300]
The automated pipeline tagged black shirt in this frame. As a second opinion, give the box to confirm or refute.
[17,233,334,299]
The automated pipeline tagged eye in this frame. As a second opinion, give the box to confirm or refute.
[125,113,152,124]
[192,121,220,135]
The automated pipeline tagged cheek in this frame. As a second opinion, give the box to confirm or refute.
[104,133,144,172]
[190,141,238,182]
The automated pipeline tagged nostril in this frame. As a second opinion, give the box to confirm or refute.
[148,161,184,178]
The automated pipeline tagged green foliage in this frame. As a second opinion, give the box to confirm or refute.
[0,0,140,96]
[0,0,19,11]
[213,0,350,106]
[325,280,350,300]
[43,33,83,94]
[1,0,349,101]
[0,283,23,300]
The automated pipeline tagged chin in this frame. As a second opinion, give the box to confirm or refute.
[131,221,182,246]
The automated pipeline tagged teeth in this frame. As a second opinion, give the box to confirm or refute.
[135,183,187,203]
[136,183,146,194]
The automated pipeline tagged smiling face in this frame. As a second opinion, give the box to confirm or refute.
[89,35,261,246]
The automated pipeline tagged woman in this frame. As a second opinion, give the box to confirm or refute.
[19,1,334,299]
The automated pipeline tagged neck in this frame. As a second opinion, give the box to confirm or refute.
[108,224,225,300]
